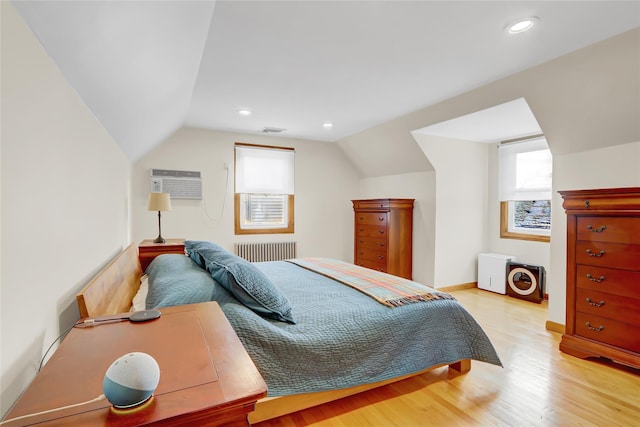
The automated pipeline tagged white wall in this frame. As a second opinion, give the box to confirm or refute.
[132,127,360,262]
[413,135,489,288]
[1,3,131,417]
[337,29,639,326]
[547,141,640,325]
[339,120,434,177]
[359,171,436,286]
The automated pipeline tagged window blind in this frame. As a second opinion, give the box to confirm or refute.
[235,145,294,194]
[498,137,552,201]
[246,194,286,224]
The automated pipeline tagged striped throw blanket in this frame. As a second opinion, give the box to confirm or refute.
[286,258,455,307]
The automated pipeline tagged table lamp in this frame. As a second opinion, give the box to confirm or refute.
[147,192,171,243]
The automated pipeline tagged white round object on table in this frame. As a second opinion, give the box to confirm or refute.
[103,352,160,408]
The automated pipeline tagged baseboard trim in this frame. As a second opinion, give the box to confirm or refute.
[438,282,477,293]
[546,320,565,334]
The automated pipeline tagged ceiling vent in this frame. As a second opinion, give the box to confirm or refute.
[260,126,287,134]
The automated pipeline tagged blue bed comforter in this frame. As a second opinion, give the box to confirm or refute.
[206,260,502,396]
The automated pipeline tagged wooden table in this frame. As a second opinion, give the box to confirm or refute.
[2,302,267,426]
[138,239,185,272]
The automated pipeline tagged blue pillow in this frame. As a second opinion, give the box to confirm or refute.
[185,240,295,323]
[145,254,217,309]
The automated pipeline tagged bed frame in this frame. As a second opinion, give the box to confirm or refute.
[76,243,471,423]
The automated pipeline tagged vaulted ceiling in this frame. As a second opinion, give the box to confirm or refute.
[12,1,640,161]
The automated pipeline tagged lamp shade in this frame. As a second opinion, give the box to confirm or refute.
[147,192,171,211]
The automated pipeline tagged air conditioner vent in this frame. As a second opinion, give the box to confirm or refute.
[151,169,201,179]
[260,126,287,133]
[150,169,202,200]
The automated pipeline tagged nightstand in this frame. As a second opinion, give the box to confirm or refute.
[138,238,185,272]
[3,302,268,426]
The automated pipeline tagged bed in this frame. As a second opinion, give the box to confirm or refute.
[77,241,501,423]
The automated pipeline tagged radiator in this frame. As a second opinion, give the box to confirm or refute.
[234,242,297,262]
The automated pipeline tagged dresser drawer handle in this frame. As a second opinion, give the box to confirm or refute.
[586,225,606,233]
[586,274,606,283]
[586,249,605,257]
[377,255,385,260]
[585,322,604,332]
[378,230,385,234]
[378,217,384,221]
[378,242,385,247]
[585,298,605,307]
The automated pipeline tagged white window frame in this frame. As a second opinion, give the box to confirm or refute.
[238,193,289,230]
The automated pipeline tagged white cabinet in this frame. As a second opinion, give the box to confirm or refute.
[478,253,516,294]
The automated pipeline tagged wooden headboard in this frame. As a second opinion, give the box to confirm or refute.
[76,243,142,318]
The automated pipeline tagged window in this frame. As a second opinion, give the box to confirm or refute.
[498,137,552,242]
[234,143,294,234]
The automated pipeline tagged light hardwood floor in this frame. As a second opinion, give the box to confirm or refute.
[254,288,640,426]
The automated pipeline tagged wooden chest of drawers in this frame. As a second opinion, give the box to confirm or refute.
[559,188,640,368]
[352,199,414,279]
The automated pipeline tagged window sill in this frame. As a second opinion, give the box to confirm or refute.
[500,230,550,243]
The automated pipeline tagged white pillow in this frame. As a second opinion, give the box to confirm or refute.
[131,274,149,312]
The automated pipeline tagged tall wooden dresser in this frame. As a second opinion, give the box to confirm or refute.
[559,187,640,369]
[352,198,414,280]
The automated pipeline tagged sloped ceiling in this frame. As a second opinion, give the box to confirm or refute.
[12,0,215,161]
[11,1,640,162]
[415,98,542,143]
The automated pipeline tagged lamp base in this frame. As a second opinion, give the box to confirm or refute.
[153,236,166,244]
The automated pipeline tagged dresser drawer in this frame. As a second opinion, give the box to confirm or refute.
[356,212,388,226]
[562,189,640,211]
[576,288,640,326]
[353,199,391,210]
[356,236,387,251]
[576,265,640,298]
[355,224,387,238]
[356,247,387,264]
[355,257,386,273]
[576,241,640,270]
[577,216,640,244]
[575,312,640,353]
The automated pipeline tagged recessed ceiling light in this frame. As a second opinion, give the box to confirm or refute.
[237,109,252,116]
[322,122,334,129]
[506,17,538,34]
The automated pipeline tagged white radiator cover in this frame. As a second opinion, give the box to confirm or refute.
[234,242,297,262]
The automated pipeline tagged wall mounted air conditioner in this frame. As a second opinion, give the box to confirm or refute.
[150,169,202,200]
